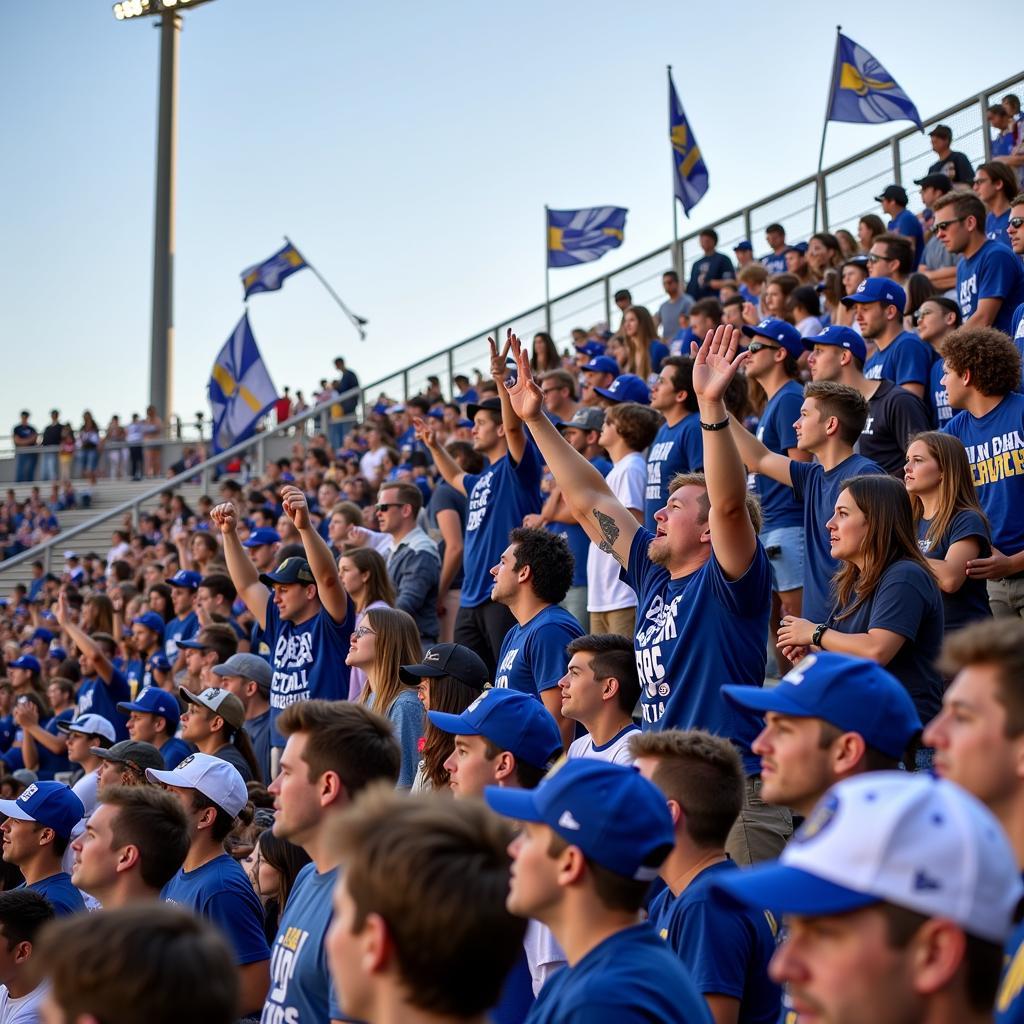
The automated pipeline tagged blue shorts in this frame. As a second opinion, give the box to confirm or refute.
[762,525,805,594]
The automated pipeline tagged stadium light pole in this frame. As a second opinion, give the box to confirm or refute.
[113,0,218,424]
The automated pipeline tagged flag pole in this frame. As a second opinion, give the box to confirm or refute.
[282,236,368,341]
[814,26,842,233]
[668,66,681,280]
[544,206,552,334]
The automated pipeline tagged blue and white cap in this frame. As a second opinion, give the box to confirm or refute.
[741,318,804,359]
[485,759,673,882]
[593,373,651,405]
[165,569,202,590]
[711,772,1023,945]
[242,528,281,548]
[57,713,116,744]
[840,276,906,314]
[0,781,84,839]
[803,324,867,364]
[146,752,248,818]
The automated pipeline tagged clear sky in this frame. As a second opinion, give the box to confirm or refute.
[2,0,1021,436]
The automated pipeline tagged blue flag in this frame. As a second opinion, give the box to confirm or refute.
[208,314,278,453]
[240,243,308,299]
[669,71,709,215]
[547,207,627,268]
[826,32,922,130]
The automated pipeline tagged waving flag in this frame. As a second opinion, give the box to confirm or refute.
[240,243,308,299]
[547,207,628,268]
[208,314,278,453]
[826,32,922,129]
[669,71,709,215]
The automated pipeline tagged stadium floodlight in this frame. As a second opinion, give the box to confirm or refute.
[113,0,219,420]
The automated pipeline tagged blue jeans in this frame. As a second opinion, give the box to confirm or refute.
[14,452,37,482]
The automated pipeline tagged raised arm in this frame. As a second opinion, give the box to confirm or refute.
[491,332,527,465]
[281,485,349,623]
[504,336,638,566]
[56,592,114,684]
[211,503,270,630]
[415,419,467,495]
[727,415,794,486]
[690,326,758,580]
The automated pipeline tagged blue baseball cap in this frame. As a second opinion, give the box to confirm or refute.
[581,355,620,376]
[147,651,172,673]
[594,373,651,405]
[741,318,804,360]
[785,241,808,254]
[47,646,67,662]
[0,781,84,839]
[31,628,54,644]
[427,409,445,419]
[803,324,868,363]
[733,239,753,251]
[456,418,474,429]
[485,759,674,882]
[840,276,906,314]
[131,612,166,637]
[165,570,202,590]
[117,685,181,728]
[575,340,606,359]
[722,653,921,760]
[428,689,563,770]
[242,527,281,548]
[8,655,41,674]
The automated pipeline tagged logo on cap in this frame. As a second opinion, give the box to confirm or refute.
[558,810,581,831]
[794,792,839,844]
[177,754,196,770]
[425,651,440,662]
[19,784,38,802]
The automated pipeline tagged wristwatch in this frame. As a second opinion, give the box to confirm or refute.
[811,622,828,647]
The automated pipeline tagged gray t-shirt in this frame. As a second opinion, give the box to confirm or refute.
[658,293,694,337]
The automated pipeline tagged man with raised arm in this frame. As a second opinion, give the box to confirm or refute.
[503,326,788,863]
[211,484,353,776]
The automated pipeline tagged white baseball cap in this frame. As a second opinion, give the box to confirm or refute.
[712,772,1022,944]
[57,713,116,744]
[146,752,248,818]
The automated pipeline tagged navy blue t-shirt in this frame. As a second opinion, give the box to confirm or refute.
[687,252,735,301]
[826,559,944,725]
[944,393,1024,555]
[158,736,193,770]
[163,854,269,965]
[888,209,924,269]
[863,331,934,387]
[461,444,543,608]
[427,480,467,590]
[625,528,770,775]
[24,872,85,917]
[525,924,709,1024]
[789,455,887,623]
[956,240,1024,335]
[263,863,344,1023]
[761,252,788,275]
[264,597,355,746]
[918,510,992,633]
[751,382,804,531]
[929,359,953,429]
[645,415,704,532]
[36,711,74,779]
[649,860,781,1024]
[495,604,584,695]
[76,670,131,742]
[987,209,1012,249]
[164,611,198,660]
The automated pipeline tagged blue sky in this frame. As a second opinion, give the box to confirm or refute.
[2,0,1022,437]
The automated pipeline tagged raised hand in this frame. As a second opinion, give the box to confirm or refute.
[413,416,438,449]
[281,485,311,531]
[210,502,238,535]
[55,590,69,627]
[503,333,544,423]
[489,331,514,384]
[690,324,749,406]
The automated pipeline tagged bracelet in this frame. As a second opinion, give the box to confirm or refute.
[700,416,730,432]
[811,623,828,647]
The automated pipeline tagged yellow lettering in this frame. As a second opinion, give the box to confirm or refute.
[998,942,1024,1012]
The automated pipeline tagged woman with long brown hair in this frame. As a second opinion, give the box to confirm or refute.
[777,475,943,763]
[81,593,115,636]
[345,607,423,788]
[620,306,656,380]
[904,431,992,632]
[339,547,395,700]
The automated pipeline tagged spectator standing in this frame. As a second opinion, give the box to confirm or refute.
[125,413,145,481]
[12,414,37,484]
[103,413,127,479]
[656,269,694,338]
[876,185,924,268]
[915,172,960,296]
[212,653,273,785]
[927,123,975,185]
[40,410,62,482]
[990,103,1018,158]
[274,386,292,427]
[974,161,1019,248]
[142,405,162,479]
[761,223,788,275]
[687,228,735,301]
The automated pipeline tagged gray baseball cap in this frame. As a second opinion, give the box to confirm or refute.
[556,407,605,434]
[211,653,272,692]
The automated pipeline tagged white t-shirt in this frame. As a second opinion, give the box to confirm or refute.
[0,982,47,1024]
[359,448,389,486]
[568,723,640,765]
[586,452,646,612]
[523,919,566,996]
[72,769,99,818]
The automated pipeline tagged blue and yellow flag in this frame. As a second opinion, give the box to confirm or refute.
[240,243,308,299]
[208,314,278,453]
[826,32,922,129]
[669,71,709,215]
[547,207,628,268]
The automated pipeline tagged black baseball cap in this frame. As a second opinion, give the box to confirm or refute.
[465,397,502,421]
[399,643,489,690]
[259,557,315,588]
[913,172,953,194]
[929,123,953,141]
[875,185,908,205]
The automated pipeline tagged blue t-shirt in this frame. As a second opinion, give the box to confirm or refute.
[263,863,344,1023]
[956,240,1024,335]
[863,331,934,387]
[164,611,198,660]
[789,455,887,622]
[495,604,584,694]
[1013,303,1024,388]
[649,860,781,1024]
[244,710,271,785]
[761,252,788,275]
[461,444,544,608]
[163,854,269,966]
[944,393,1024,554]
[752,382,805,531]
[997,905,1024,1022]
[525,923,709,1024]
[36,711,74,779]
[551,456,612,587]
[650,339,670,373]
[264,597,356,746]
[24,872,84,917]
[76,670,131,742]
[158,736,193,770]
[929,359,953,428]
[0,715,15,754]
[645,415,704,532]
[918,509,992,633]
[827,559,944,725]
[888,209,924,269]
[987,209,1012,249]
[625,528,770,775]
[427,480,467,590]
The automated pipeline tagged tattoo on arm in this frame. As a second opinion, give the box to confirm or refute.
[593,508,624,565]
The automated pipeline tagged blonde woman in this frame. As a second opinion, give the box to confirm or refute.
[338,547,395,700]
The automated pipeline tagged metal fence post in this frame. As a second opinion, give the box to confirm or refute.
[890,137,902,186]
[604,276,612,330]
[402,369,410,402]
[980,93,993,162]
[818,172,829,231]
[446,347,455,398]
[743,207,752,246]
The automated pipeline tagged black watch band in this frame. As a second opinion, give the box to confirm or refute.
[699,416,730,432]
[811,622,828,647]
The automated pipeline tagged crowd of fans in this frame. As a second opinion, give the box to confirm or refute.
[0,109,1023,1024]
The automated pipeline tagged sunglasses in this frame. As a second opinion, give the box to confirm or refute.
[747,341,781,353]
[1009,217,1024,229]
[375,502,403,512]
[934,217,964,232]
[866,252,890,263]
